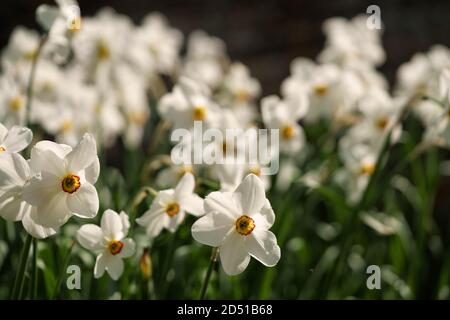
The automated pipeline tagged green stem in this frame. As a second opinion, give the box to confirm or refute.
[199,247,219,300]
[31,238,38,299]
[10,234,33,299]
[51,240,75,299]
[25,36,47,127]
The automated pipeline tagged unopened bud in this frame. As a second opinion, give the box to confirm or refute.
[140,248,152,279]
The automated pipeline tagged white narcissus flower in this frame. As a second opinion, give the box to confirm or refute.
[158,77,221,130]
[0,123,32,156]
[261,95,307,155]
[0,76,27,127]
[0,153,57,238]
[136,173,204,238]
[192,174,281,276]
[23,133,100,229]
[77,209,136,280]
[36,0,82,63]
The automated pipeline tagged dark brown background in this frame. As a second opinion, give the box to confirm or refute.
[1,0,449,94]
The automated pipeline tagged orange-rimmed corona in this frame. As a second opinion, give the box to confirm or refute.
[108,240,124,255]
[235,215,255,236]
[61,174,81,194]
[165,202,180,217]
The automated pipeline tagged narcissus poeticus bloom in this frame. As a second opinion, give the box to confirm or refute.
[77,209,135,280]
[192,174,281,275]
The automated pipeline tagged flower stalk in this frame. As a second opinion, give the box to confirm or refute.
[199,247,219,300]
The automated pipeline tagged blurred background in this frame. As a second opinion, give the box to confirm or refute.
[1,0,449,94]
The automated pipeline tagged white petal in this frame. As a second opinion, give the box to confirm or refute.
[0,192,26,221]
[253,199,275,229]
[0,123,7,142]
[94,253,107,279]
[22,171,60,207]
[181,194,204,216]
[36,4,59,31]
[66,182,99,219]
[204,191,240,219]
[76,224,105,252]
[29,148,66,177]
[233,174,266,215]
[31,191,70,228]
[219,232,251,276]
[84,157,100,184]
[174,172,195,199]
[22,206,58,239]
[101,209,124,241]
[66,133,98,173]
[106,256,124,280]
[3,126,32,153]
[245,230,280,267]
[166,210,185,232]
[119,211,130,236]
[191,212,233,246]
[136,208,166,238]
[118,238,135,258]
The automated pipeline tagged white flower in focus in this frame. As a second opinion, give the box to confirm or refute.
[23,133,100,229]
[77,209,136,280]
[192,174,280,275]
[136,173,204,238]
[0,153,57,238]
[261,95,307,155]
[0,123,32,156]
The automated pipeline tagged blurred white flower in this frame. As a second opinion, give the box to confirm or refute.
[261,94,307,155]
[0,76,27,127]
[159,77,221,130]
[23,133,100,229]
[129,13,183,76]
[182,31,227,88]
[36,0,81,62]
[361,211,402,236]
[155,163,196,189]
[0,123,32,156]
[137,173,204,238]
[77,209,136,280]
[222,62,261,105]
[318,15,385,68]
[192,174,280,275]
[1,27,40,69]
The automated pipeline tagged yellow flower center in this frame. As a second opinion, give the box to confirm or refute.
[108,240,124,255]
[68,17,82,33]
[192,106,206,121]
[249,166,261,177]
[0,146,6,153]
[235,90,250,102]
[376,117,388,130]
[97,41,110,60]
[360,163,375,176]
[178,166,194,179]
[281,125,295,140]
[9,96,23,112]
[314,84,328,96]
[235,215,255,236]
[165,202,180,217]
[61,174,81,194]
[128,111,147,125]
[24,49,37,61]
[61,120,73,133]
